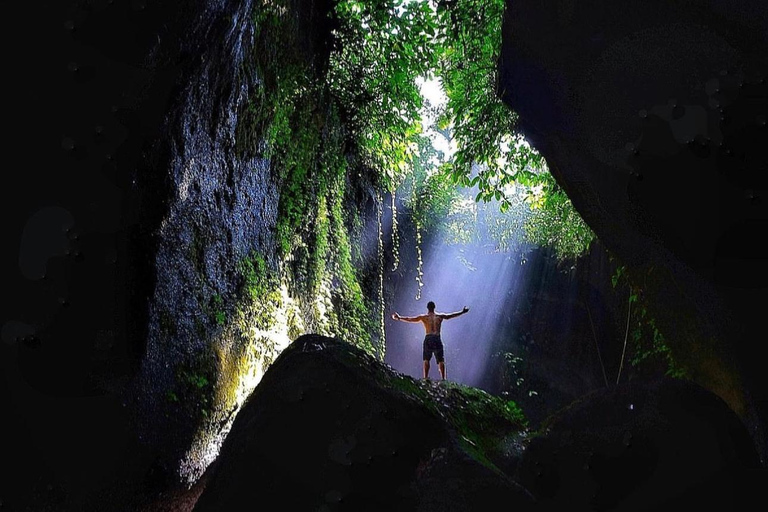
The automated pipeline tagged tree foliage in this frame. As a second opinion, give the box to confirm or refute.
[436,0,536,187]
[326,0,594,259]
[329,0,440,187]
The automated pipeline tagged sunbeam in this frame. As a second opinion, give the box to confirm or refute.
[386,203,530,388]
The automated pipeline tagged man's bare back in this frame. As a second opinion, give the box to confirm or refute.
[407,311,444,335]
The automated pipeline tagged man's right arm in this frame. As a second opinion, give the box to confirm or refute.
[392,313,424,323]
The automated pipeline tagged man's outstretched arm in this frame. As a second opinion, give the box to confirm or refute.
[391,313,424,323]
[440,306,470,319]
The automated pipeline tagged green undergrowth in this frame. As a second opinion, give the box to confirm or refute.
[235,0,385,356]
[611,264,688,380]
[326,339,528,473]
[238,252,282,330]
[404,379,527,472]
[166,346,218,423]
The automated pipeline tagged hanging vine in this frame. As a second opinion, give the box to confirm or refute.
[376,189,387,360]
[616,289,634,385]
[390,191,400,272]
[414,219,424,300]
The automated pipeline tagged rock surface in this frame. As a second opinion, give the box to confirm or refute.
[516,377,762,511]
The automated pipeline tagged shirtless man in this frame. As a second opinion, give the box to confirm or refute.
[391,301,470,380]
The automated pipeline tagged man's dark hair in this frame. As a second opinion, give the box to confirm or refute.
[427,301,435,311]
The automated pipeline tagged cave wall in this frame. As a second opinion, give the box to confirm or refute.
[130,0,278,480]
[6,0,384,508]
[6,0,204,508]
[498,0,767,460]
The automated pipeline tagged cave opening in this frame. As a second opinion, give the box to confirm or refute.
[173,0,695,486]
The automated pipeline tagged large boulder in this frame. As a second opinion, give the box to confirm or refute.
[517,378,762,511]
[499,0,768,459]
[193,334,534,511]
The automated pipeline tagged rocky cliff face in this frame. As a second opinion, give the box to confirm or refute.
[130,0,278,480]
[498,0,768,460]
[130,0,384,485]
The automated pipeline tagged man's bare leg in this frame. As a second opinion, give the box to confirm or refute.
[438,361,446,380]
[423,360,430,379]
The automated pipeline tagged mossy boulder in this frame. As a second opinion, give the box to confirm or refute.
[516,377,761,511]
[193,334,533,511]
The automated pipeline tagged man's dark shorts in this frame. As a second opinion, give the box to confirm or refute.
[423,334,444,363]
